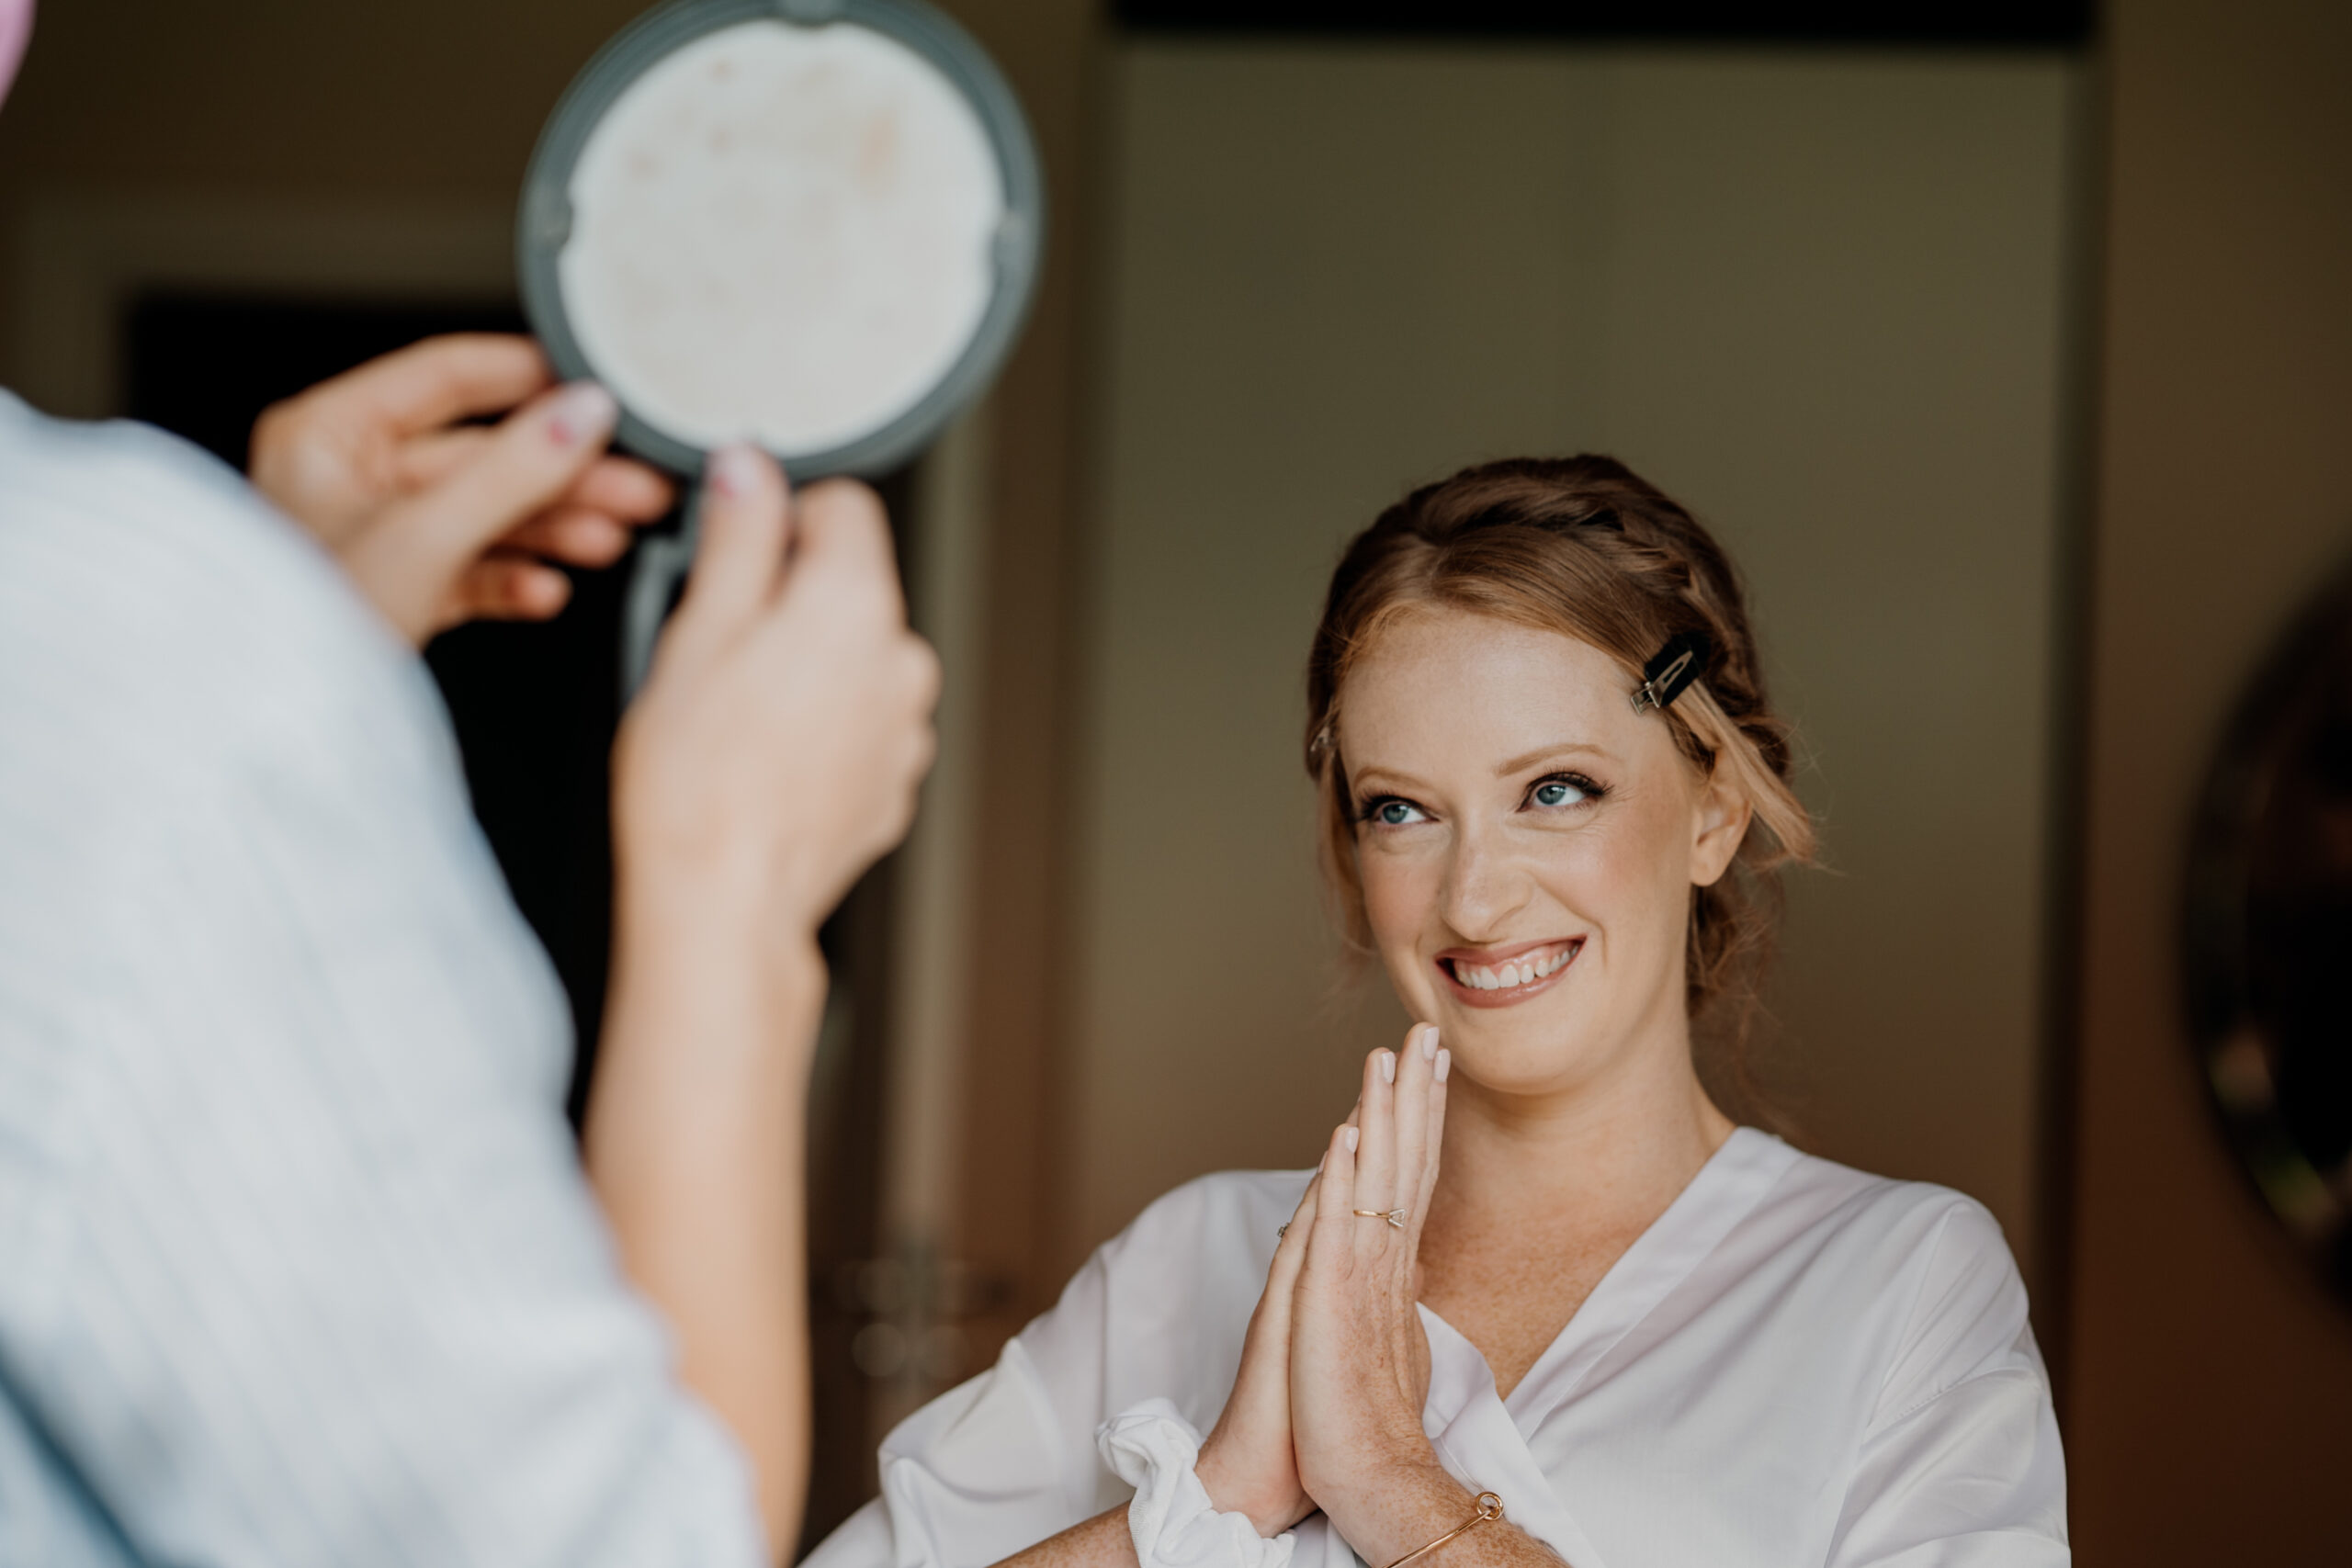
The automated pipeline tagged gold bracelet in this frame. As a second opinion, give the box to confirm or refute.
[1379,1491,1505,1568]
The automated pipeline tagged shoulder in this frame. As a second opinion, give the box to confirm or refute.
[0,398,463,853]
[0,395,424,760]
[1097,1168,1311,1274]
[1035,1168,1308,1361]
[1737,1136,2041,1423]
[0,399,528,1171]
[1766,1141,2023,1292]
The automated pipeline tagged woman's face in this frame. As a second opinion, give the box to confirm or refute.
[1339,606,1748,1100]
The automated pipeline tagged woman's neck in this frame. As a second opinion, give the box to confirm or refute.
[1430,1030,1734,1237]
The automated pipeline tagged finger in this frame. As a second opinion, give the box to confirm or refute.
[668,443,791,664]
[568,454,676,521]
[295,333,552,441]
[1354,1045,1399,1224]
[772,478,904,623]
[1419,1044,1450,1221]
[443,554,572,628]
[356,382,618,640]
[503,507,635,568]
[393,426,495,491]
[1392,1025,1437,1235]
[1270,1170,1320,1283]
[403,440,673,536]
[1314,1119,1358,1248]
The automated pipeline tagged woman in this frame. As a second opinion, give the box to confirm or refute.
[808,457,2065,1568]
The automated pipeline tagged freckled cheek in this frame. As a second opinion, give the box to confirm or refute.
[1524,827,1682,957]
[1359,852,1445,998]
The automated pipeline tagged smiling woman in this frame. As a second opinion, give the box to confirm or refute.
[804,457,2069,1568]
[1306,457,1817,1122]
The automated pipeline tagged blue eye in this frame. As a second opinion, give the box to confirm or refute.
[1531,775,1597,808]
[1366,798,1429,827]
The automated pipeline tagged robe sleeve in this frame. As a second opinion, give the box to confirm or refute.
[804,1255,1122,1568]
[1824,1201,2069,1567]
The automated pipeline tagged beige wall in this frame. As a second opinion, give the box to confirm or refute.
[1067,42,2081,1285]
[2070,0,2352,1558]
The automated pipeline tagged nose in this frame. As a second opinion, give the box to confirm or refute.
[1437,817,1535,944]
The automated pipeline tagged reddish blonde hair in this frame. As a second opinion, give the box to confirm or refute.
[1306,457,1816,1108]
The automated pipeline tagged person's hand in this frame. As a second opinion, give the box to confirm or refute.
[1290,1029,1459,1558]
[612,443,939,950]
[1196,1170,1324,1537]
[249,333,673,644]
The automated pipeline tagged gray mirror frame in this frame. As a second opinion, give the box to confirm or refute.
[516,0,1044,478]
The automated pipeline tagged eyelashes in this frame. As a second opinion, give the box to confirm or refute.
[1528,772,1608,809]
[1352,773,1609,829]
[1358,796,1429,828]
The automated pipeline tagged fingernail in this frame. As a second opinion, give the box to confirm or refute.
[1379,1051,1396,1086]
[1343,1126,1359,1154]
[707,442,762,499]
[548,382,617,447]
[1420,1026,1440,1061]
[1435,1048,1452,1083]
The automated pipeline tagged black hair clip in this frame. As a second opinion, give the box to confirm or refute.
[1631,630,1712,716]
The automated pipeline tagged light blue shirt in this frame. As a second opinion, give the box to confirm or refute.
[0,393,764,1566]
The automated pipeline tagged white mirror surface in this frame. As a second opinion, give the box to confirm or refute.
[560,19,1004,455]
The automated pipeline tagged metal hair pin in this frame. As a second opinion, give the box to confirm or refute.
[1631,630,1712,716]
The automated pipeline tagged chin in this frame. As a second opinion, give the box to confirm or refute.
[1443,1020,1610,1097]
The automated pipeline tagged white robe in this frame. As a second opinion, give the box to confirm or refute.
[807,1129,2066,1568]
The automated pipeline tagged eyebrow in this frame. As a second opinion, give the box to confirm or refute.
[1350,741,1619,796]
[1493,742,1618,776]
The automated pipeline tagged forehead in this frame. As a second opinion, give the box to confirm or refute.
[1338,605,1645,763]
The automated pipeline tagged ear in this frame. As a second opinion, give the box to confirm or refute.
[1688,767,1751,889]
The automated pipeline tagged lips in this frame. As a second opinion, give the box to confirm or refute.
[1437,938,1583,1007]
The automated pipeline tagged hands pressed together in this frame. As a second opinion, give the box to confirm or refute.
[1194,1027,1493,1568]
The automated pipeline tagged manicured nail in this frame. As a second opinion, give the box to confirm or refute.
[548,382,617,447]
[1343,1126,1359,1154]
[1420,1026,1440,1061]
[1435,1048,1452,1083]
[1379,1050,1396,1085]
[707,442,763,499]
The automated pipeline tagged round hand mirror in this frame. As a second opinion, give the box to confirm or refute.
[2185,561,2352,1307]
[515,0,1041,689]
[518,0,1042,479]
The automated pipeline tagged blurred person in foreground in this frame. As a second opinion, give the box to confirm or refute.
[0,3,936,1562]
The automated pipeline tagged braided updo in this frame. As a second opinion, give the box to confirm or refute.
[1305,456,1816,1108]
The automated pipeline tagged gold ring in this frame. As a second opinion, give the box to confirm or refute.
[1352,1208,1408,1229]
[1276,1223,1289,1240]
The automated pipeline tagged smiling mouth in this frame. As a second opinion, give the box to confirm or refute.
[1442,940,1582,996]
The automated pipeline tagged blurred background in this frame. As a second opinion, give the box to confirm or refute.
[3,0,2346,1561]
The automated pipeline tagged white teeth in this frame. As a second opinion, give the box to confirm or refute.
[1454,946,1577,992]
[1458,959,1571,991]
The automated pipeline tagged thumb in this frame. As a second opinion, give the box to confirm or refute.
[662,442,792,671]
[353,381,617,641]
[771,478,903,621]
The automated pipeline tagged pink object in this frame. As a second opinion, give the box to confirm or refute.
[0,1,31,109]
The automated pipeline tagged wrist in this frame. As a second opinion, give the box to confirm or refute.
[1316,1461,1470,1568]
[1193,1438,1305,1540]
[606,866,827,1083]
